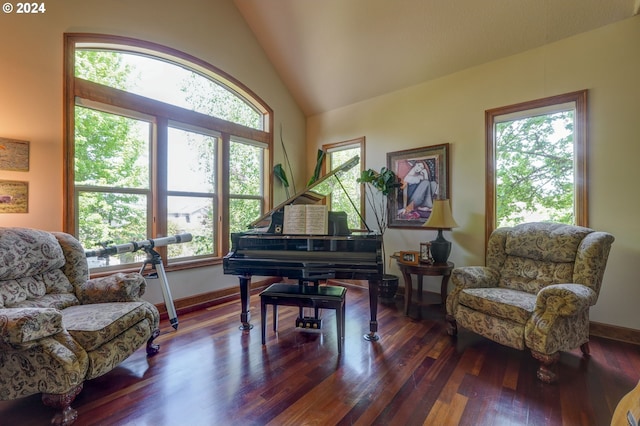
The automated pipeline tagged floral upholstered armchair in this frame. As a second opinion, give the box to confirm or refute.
[446,222,614,383]
[0,227,160,425]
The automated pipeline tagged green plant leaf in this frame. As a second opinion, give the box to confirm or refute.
[307,149,326,186]
[273,163,289,187]
[273,163,290,198]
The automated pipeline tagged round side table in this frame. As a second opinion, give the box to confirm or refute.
[395,260,454,316]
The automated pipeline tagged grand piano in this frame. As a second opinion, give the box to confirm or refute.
[223,156,384,341]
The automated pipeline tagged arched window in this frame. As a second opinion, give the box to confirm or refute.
[64,34,273,270]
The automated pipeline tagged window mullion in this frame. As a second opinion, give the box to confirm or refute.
[219,133,230,255]
[156,118,168,243]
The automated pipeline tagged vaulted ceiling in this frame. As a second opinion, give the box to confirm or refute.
[234,0,638,116]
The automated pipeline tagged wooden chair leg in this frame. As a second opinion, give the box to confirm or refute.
[336,302,344,353]
[261,299,267,345]
[146,328,160,356]
[42,384,83,426]
[531,350,560,383]
[273,305,278,331]
[580,342,590,356]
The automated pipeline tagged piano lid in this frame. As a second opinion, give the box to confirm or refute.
[249,155,360,229]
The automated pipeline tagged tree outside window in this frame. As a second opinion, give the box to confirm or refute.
[485,90,588,240]
[66,34,272,269]
[495,110,575,227]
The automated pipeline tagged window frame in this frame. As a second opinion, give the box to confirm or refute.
[485,90,588,242]
[322,137,366,231]
[64,33,273,270]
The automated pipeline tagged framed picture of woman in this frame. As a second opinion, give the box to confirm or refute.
[387,143,450,228]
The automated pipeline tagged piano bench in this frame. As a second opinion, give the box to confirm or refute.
[259,283,347,353]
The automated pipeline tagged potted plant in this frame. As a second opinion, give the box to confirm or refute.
[358,166,401,300]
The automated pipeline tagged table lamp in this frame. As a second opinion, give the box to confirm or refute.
[422,199,458,264]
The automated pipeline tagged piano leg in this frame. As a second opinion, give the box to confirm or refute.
[239,274,253,330]
[364,279,380,341]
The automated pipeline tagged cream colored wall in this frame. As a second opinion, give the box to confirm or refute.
[0,0,306,304]
[308,16,640,331]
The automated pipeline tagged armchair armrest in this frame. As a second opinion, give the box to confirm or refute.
[0,308,63,344]
[446,266,500,315]
[77,272,147,304]
[451,266,500,289]
[525,283,597,354]
[535,283,597,316]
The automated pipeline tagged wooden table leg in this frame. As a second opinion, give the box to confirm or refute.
[403,271,413,316]
[440,273,451,306]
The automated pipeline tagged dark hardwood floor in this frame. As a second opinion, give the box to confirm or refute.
[1,284,639,425]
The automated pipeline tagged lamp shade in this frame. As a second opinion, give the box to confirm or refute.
[423,199,458,229]
[423,199,457,264]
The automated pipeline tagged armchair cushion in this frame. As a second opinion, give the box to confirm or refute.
[0,228,66,280]
[0,307,63,344]
[62,302,152,351]
[498,256,574,294]
[458,288,536,325]
[7,293,80,310]
[445,266,500,316]
[505,222,592,262]
[0,228,79,310]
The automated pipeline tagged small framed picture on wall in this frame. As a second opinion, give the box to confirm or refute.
[0,180,28,213]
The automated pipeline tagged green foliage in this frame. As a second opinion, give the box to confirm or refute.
[329,148,362,230]
[359,167,399,197]
[228,141,264,236]
[74,107,148,188]
[496,111,575,227]
[229,198,262,234]
[79,192,147,262]
[357,166,400,273]
[357,167,400,233]
[75,50,132,89]
[273,163,290,198]
[75,51,177,254]
[75,49,268,261]
[181,74,266,241]
[181,74,261,129]
[307,149,326,187]
[229,141,262,196]
[74,49,149,251]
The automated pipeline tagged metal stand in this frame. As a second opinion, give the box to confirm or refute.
[139,247,178,330]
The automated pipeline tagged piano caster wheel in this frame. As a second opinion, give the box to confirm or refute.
[363,332,379,342]
[239,323,253,331]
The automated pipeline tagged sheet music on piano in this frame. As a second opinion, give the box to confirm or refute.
[283,204,329,235]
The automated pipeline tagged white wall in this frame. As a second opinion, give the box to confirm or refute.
[0,0,306,300]
[308,16,640,331]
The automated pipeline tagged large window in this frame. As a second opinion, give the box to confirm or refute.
[323,138,365,230]
[485,90,587,240]
[65,34,272,270]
